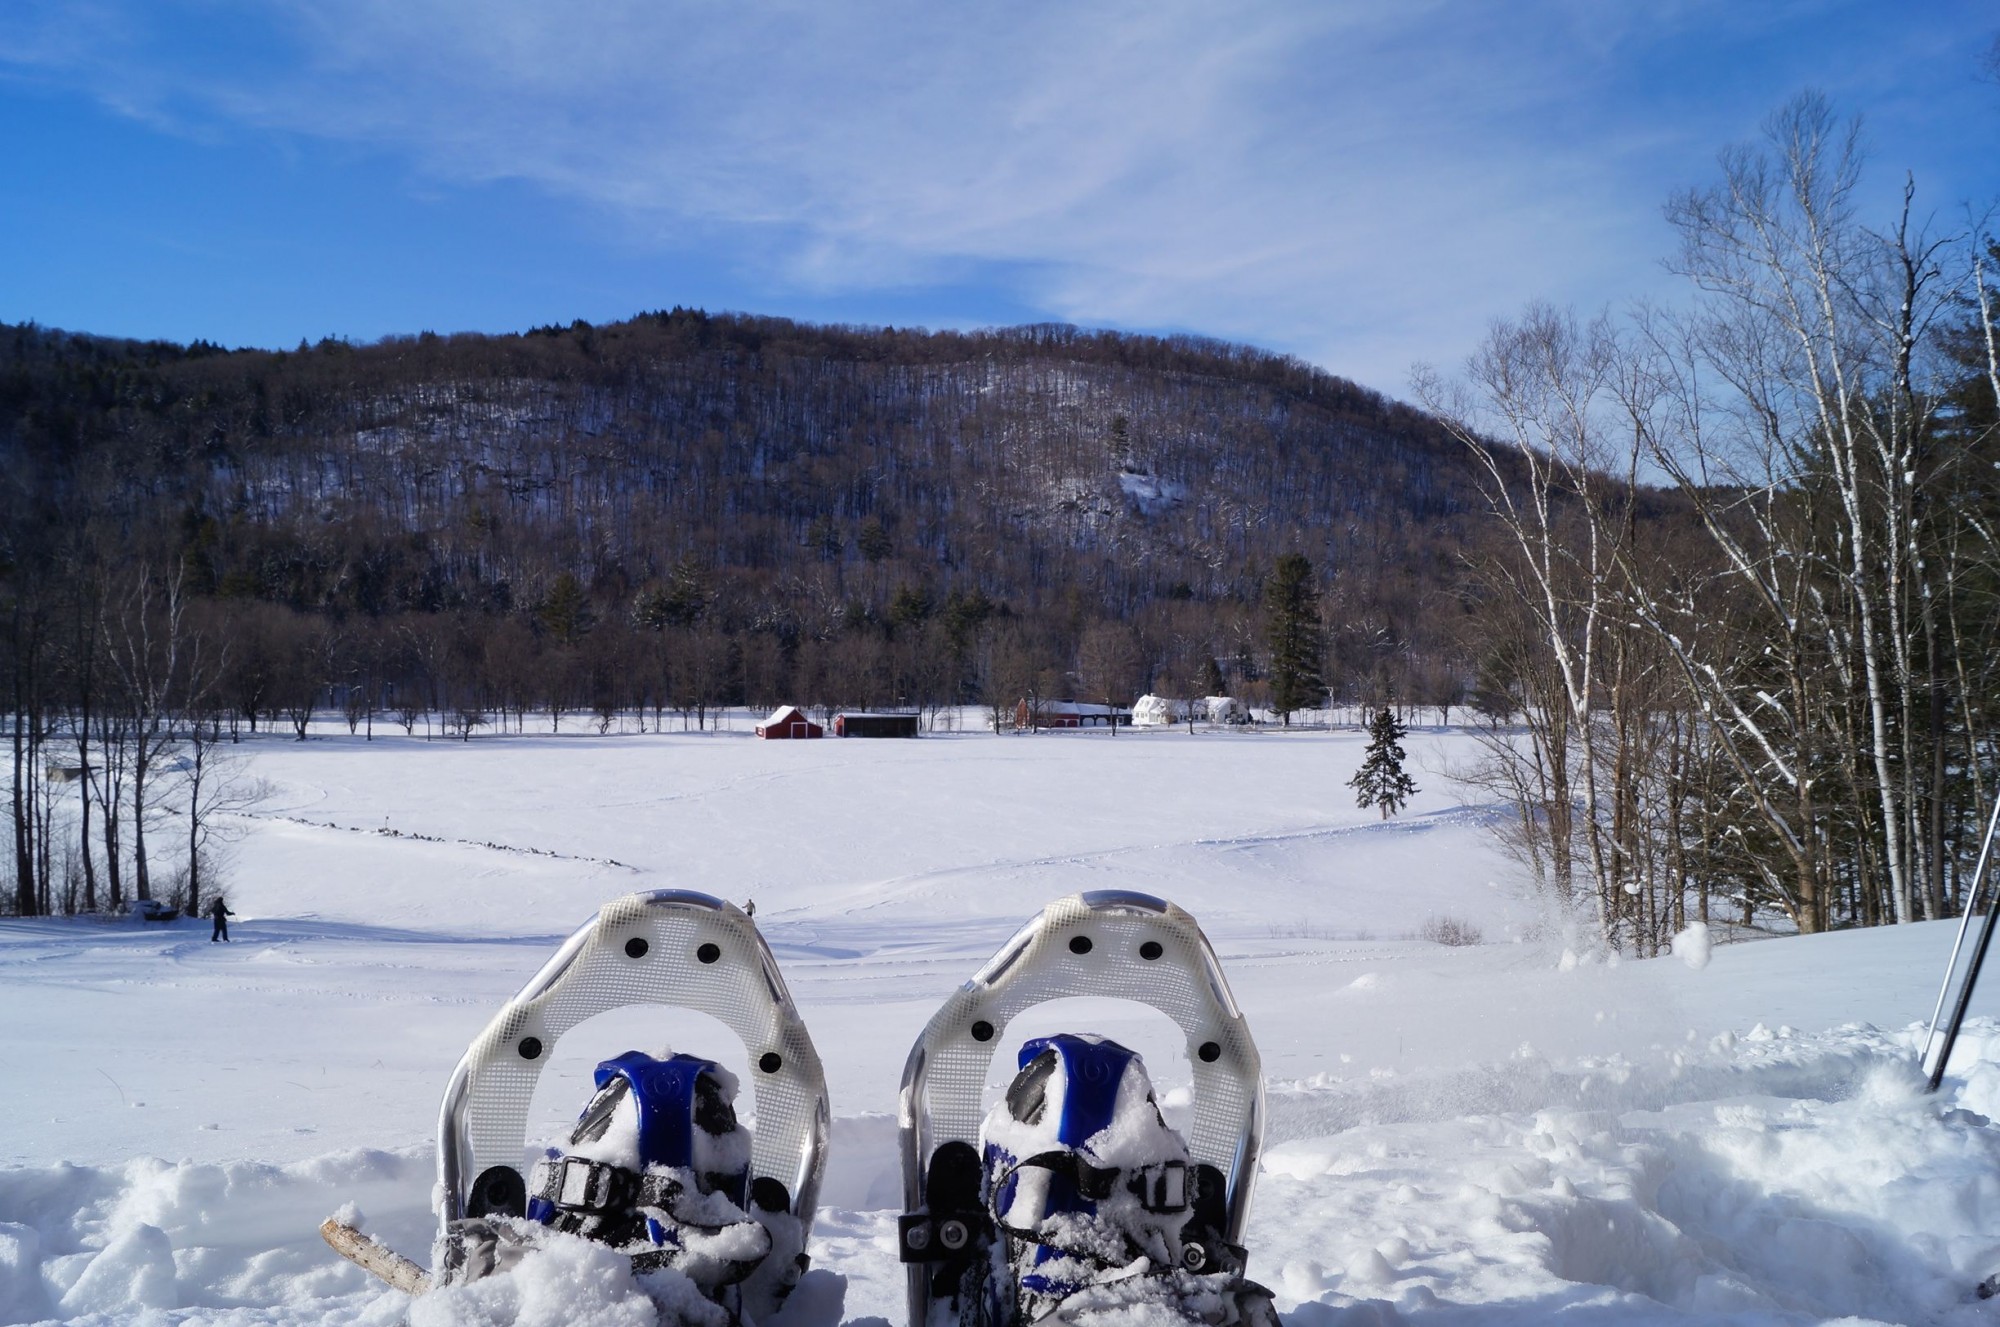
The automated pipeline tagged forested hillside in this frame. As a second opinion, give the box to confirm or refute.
[0,310,1495,727]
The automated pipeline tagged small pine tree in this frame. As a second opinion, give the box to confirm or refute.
[1348,707,1417,819]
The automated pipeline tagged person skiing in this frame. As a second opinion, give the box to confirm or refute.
[209,896,233,942]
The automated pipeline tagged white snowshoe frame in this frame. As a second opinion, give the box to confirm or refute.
[437,889,829,1258]
[898,890,1263,1327]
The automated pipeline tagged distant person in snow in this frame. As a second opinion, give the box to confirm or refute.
[209,897,233,942]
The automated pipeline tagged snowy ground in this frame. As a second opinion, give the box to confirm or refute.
[3,718,1999,1326]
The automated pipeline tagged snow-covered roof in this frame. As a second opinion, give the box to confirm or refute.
[762,705,805,725]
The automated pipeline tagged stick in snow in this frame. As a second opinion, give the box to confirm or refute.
[320,1218,432,1296]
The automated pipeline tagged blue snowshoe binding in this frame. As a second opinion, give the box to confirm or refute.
[973,1035,1275,1327]
[445,1049,805,1320]
[527,1051,803,1302]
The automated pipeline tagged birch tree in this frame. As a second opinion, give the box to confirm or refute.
[1654,93,1967,925]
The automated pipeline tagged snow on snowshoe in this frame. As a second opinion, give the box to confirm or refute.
[520,1050,799,1303]
[326,889,828,1325]
[980,1033,1274,1327]
[897,891,1271,1327]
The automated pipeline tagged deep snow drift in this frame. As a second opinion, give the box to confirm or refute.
[3,719,1998,1326]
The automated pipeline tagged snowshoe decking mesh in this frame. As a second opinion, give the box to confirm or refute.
[898,891,1262,1327]
[437,890,828,1243]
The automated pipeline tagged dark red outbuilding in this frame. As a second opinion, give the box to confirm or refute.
[755,705,823,739]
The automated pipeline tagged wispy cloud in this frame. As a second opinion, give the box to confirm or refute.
[3,0,1993,391]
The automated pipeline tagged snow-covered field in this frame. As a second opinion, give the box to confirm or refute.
[4,719,1999,1326]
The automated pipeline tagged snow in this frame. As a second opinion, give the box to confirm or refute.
[53,1223,177,1317]
[1117,470,1188,516]
[1671,922,1712,970]
[4,716,2000,1325]
[411,1234,687,1327]
[0,1224,52,1324]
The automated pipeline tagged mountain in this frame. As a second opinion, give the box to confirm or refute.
[0,311,1497,715]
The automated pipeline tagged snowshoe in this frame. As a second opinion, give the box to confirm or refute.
[327,889,828,1325]
[897,891,1272,1327]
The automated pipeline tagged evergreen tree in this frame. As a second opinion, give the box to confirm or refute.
[1262,553,1324,723]
[1348,707,1417,819]
[889,582,934,630]
[632,556,710,631]
[1196,655,1225,697]
[538,572,593,646]
[858,517,893,563]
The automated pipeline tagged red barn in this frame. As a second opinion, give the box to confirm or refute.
[1010,699,1131,731]
[756,705,823,739]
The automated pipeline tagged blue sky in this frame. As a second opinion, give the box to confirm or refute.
[2,1,1994,396]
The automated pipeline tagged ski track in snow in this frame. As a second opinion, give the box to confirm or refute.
[249,813,642,872]
[780,808,1505,944]
[4,721,1999,1326]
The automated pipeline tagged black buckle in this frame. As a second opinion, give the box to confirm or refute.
[536,1157,632,1213]
[534,1155,689,1221]
[1131,1159,1188,1214]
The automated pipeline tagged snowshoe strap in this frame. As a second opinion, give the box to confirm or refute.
[531,1156,684,1215]
[1001,1152,1189,1215]
[992,1152,1191,1263]
[1011,1150,1119,1205]
[532,1155,779,1290]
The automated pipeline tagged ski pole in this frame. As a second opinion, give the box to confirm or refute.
[1923,788,2000,1092]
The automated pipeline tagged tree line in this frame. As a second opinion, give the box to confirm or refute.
[1424,94,2000,954]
